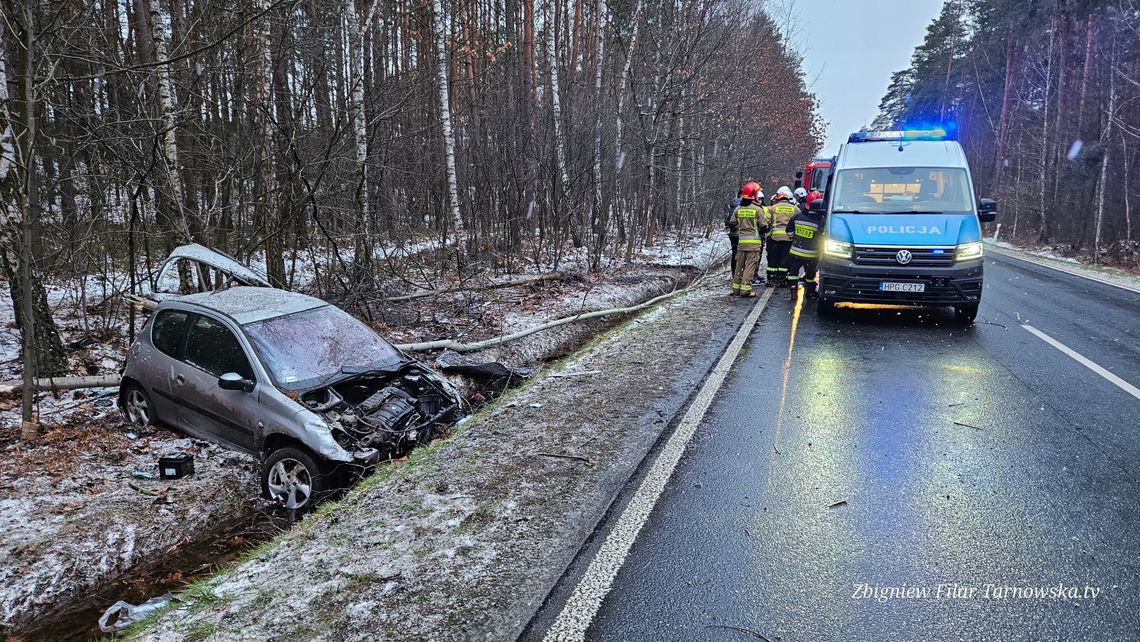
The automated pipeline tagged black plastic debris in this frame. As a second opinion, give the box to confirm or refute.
[158,454,194,479]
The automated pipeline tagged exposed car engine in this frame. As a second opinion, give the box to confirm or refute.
[299,365,461,457]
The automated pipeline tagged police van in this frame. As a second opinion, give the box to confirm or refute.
[814,129,997,323]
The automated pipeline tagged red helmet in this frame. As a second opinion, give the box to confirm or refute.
[807,191,824,204]
[741,182,761,200]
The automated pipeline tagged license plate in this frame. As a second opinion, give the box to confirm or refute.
[880,282,925,293]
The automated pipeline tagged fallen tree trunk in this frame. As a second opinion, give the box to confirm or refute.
[386,272,564,302]
[395,270,713,353]
[0,375,121,395]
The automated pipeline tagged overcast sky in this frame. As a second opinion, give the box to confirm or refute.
[787,0,947,155]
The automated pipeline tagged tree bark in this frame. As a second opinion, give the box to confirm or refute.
[150,4,193,248]
[345,0,373,276]
[546,0,579,247]
[431,0,466,247]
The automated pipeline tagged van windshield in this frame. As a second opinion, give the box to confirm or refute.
[831,167,972,214]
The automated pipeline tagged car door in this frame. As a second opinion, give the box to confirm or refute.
[170,313,261,452]
[141,308,194,424]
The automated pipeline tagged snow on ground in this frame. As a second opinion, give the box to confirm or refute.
[989,240,1140,291]
[0,232,724,638]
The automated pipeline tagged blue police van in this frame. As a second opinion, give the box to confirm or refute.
[814,129,997,323]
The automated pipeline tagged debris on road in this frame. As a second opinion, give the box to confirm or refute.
[953,421,983,430]
[828,499,848,509]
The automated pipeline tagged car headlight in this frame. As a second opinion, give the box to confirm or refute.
[824,239,853,259]
[955,241,983,261]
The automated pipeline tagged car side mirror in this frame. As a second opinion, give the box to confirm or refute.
[978,198,997,223]
[808,200,826,214]
[218,372,255,392]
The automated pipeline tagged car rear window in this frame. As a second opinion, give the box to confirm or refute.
[184,315,254,379]
[152,310,190,358]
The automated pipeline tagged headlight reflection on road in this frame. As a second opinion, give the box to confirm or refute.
[766,286,804,491]
[836,302,915,311]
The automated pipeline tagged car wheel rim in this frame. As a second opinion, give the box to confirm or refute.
[126,389,150,426]
[266,458,313,509]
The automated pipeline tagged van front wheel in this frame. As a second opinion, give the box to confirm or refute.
[954,304,979,324]
[816,297,836,318]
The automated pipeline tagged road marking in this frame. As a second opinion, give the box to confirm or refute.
[987,245,1140,295]
[1022,324,1140,401]
[543,288,774,642]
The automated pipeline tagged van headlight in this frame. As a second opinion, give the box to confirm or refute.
[955,242,983,261]
[824,239,853,259]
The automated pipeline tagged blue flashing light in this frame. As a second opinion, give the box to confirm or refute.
[848,125,956,143]
[931,249,945,255]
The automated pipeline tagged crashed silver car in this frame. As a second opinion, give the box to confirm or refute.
[119,286,463,510]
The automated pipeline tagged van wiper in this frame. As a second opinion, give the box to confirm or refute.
[831,209,876,214]
[906,210,947,214]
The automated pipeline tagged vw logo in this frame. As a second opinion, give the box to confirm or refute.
[895,249,913,265]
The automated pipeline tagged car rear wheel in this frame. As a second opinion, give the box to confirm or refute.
[261,447,329,512]
[954,303,979,324]
[122,383,156,427]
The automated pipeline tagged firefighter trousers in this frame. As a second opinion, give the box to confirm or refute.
[732,248,761,293]
[765,240,792,282]
[786,255,819,295]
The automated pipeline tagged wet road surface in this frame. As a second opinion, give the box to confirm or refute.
[527,252,1140,641]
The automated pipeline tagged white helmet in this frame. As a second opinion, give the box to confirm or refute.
[777,186,794,201]
[794,187,808,199]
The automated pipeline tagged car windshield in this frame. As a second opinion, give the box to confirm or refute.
[242,305,404,389]
[831,167,972,213]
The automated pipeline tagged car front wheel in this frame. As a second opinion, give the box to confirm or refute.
[261,447,329,512]
[122,383,156,427]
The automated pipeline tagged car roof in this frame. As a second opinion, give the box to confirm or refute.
[172,286,328,325]
[836,139,966,170]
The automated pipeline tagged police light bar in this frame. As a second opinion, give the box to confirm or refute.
[848,128,953,143]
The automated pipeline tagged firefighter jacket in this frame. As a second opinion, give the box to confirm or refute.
[787,209,825,259]
[725,197,741,238]
[766,199,798,242]
[729,203,764,250]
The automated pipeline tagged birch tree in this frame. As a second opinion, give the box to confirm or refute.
[432,0,466,248]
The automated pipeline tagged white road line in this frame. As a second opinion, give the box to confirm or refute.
[543,289,774,642]
[986,245,1140,295]
[1022,324,1140,401]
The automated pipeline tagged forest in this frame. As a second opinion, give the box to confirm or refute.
[0,0,823,385]
[874,0,1140,266]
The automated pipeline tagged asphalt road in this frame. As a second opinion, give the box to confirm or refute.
[527,252,1140,641]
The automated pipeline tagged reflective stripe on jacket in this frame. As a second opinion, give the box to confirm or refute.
[766,201,798,242]
[730,206,764,249]
[788,211,824,258]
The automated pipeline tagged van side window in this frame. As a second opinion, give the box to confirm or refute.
[184,315,254,379]
[151,310,191,358]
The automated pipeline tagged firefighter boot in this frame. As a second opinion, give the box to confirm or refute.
[804,281,818,299]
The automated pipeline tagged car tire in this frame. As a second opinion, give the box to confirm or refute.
[816,297,836,318]
[261,447,330,513]
[954,304,979,324]
[122,383,157,427]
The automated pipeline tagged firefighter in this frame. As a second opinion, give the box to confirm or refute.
[786,190,826,299]
[725,189,743,278]
[764,186,798,287]
[728,182,765,298]
[793,187,809,212]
